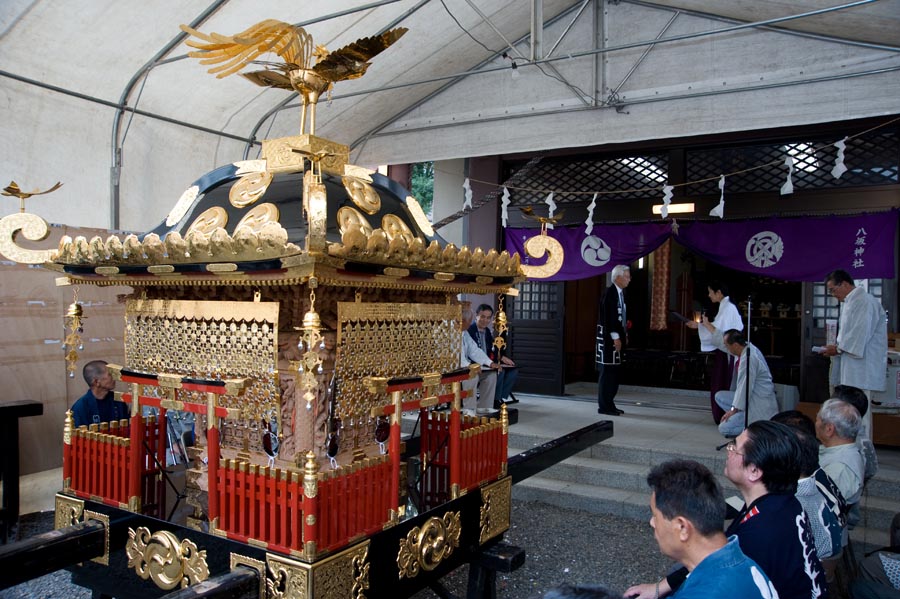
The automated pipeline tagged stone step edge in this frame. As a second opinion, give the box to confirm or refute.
[511,476,890,548]
[509,448,900,508]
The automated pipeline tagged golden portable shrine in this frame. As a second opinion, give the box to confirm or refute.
[0,19,606,599]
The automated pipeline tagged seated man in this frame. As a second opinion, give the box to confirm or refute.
[624,459,777,599]
[459,304,498,411]
[833,384,878,483]
[467,303,517,408]
[772,410,847,560]
[816,398,865,505]
[628,421,828,599]
[71,359,129,428]
[714,329,778,437]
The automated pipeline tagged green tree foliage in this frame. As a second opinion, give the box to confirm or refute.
[410,161,434,217]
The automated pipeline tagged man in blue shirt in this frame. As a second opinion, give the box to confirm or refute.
[625,459,777,599]
[71,360,128,428]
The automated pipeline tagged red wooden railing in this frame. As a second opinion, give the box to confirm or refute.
[68,415,164,515]
[213,454,392,555]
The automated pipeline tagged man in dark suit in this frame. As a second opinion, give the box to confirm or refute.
[597,265,630,415]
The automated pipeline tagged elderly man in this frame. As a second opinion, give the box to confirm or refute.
[714,329,778,437]
[626,421,827,599]
[597,264,631,416]
[71,360,129,428]
[821,269,887,440]
[467,303,518,407]
[624,460,777,599]
[816,398,865,505]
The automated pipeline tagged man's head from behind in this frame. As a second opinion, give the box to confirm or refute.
[771,411,819,478]
[725,420,801,495]
[816,398,861,446]
[83,359,115,396]
[723,329,747,357]
[647,459,725,561]
[833,385,868,418]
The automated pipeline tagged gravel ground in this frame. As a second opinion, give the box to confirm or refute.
[2,502,669,599]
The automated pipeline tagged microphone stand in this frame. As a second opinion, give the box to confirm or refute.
[744,294,753,432]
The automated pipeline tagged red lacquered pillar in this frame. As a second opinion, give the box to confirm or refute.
[389,389,402,519]
[128,383,143,512]
[206,391,220,529]
[450,381,462,498]
[302,451,319,559]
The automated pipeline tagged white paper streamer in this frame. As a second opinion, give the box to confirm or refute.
[500,186,511,228]
[544,191,556,229]
[585,193,597,235]
[780,156,794,195]
[660,185,673,219]
[831,137,848,179]
[462,178,473,209]
[709,175,725,219]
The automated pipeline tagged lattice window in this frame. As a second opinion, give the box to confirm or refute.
[507,154,667,205]
[686,132,899,196]
[509,281,559,320]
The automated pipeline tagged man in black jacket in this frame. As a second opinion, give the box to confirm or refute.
[467,303,517,408]
[597,265,630,416]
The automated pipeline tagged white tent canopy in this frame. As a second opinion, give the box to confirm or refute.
[2,0,899,231]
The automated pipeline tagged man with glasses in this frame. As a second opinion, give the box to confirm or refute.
[626,421,827,599]
[821,269,887,439]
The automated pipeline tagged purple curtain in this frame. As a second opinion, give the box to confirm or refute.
[504,210,897,282]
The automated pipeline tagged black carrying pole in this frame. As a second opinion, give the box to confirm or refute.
[744,294,752,432]
[0,520,106,590]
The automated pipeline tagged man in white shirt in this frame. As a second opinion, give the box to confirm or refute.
[459,304,498,411]
[821,269,887,439]
[816,398,865,505]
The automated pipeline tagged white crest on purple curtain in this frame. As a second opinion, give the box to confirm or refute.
[585,193,597,235]
[500,186,511,228]
[709,175,725,219]
[545,191,556,229]
[831,137,848,179]
[462,178,473,209]
[660,185,674,219]
[780,155,794,196]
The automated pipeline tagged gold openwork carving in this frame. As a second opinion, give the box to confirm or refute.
[479,477,512,544]
[342,176,381,215]
[54,494,84,530]
[397,512,461,579]
[230,171,273,208]
[520,233,565,279]
[334,302,459,422]
[0,212,56,264]
[125,526,209,590]
[123,299,278,432]
[266,553,310,599]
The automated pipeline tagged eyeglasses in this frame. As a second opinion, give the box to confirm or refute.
[826,283,842,296]
[726,442,744,456]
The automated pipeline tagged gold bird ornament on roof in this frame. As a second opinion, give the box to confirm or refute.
[181,20,407,135]
[2,180,63,213]
[520,205,566,226]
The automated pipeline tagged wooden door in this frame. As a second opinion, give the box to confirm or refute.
[506,280,566,396]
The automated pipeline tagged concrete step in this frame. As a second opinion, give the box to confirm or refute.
[512,474,890,549]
